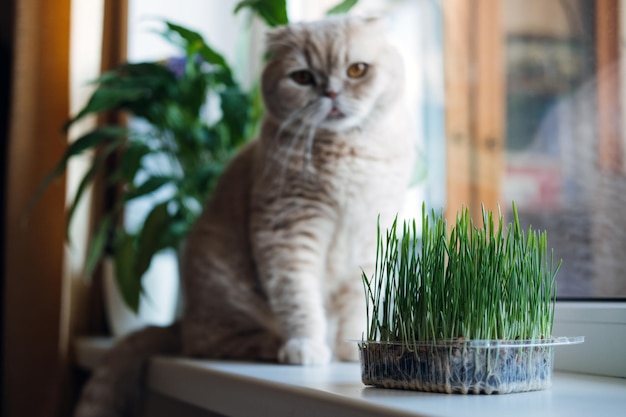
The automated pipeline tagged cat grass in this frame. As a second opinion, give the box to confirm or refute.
[359,203,563,394]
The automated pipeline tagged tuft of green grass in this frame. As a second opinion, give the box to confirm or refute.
[362,203,561,343]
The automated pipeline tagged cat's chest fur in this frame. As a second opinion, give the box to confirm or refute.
[189,15,414,364]
[322,134,412,284]
[255,116,413,288]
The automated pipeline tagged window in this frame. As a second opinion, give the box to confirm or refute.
[118,0,625,376]
[503,0,625,299]
[289,0,626,377]
[439,0,626,300]
[343,0,626,301]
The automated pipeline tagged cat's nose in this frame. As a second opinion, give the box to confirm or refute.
[324,90,338,99]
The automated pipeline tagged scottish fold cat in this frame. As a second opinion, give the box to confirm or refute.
[75,15,414,417]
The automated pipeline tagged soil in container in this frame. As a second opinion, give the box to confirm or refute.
[359,341,555,394]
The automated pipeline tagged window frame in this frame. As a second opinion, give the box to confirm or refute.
[440,0,626,378]
[553,301,626,378]
[127,0,626,381]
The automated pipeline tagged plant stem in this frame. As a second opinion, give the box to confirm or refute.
[363,203,560,343]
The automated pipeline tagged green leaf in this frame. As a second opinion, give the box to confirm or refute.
[119,142,152,182]
[122,176,173,202]
[67,62,179,129]
[163,21,203,47]
[160,216,191,249]
[92,69,124,85]
[179,74,210,116]
[192,163,225,199]
[28,127,126,218]
[96,62,173,86]
[197,46,235,87]
[219,88,251,148]
[135,202,172,279]
[162,103,186,130]
[66,141,121,238]
[114,230,141,313]
[114,63,178,99]
[85,214,114,279]
[234,0,289,27]
[163,21,236,86]
[326,0,359,15]
[247,82,265,138]
[62,127,127,170]
[66,87,147,129]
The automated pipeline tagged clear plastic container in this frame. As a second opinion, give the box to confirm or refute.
[358,337,584,394]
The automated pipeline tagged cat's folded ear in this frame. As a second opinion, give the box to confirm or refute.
[265,24,294,57]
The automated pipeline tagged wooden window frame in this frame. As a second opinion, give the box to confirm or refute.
[443,0,505,223]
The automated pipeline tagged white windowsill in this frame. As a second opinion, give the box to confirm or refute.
[552,302,626,378]
[75,337,626,417]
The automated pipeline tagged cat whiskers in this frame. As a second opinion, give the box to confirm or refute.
[303,119,320,176]
[296,102,329,177]
[268,102,321,177]
[258,106,311,197]
[275,119,309,192]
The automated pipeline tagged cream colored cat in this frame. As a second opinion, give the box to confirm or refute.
[75,15,414,416]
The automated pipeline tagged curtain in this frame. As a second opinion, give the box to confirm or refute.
[2,0,126,415]
[3,0,71,415]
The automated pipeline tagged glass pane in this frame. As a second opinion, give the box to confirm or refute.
[267,0,626,299]
[121,0,626,300]
[502,0,625,298]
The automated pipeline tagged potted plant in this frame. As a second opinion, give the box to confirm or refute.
[36,0,360,321]
[50,21,259,315]
[359,204,583,394]
[34,16,266,323]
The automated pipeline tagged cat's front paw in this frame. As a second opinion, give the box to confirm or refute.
[278,338,331,366]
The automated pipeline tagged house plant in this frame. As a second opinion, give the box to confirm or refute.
[359,204,583,394]
[43,20,259,314]
[37,0,360,316]
[37,15,265,316]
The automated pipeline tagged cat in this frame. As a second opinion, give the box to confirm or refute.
[75,15,414,417]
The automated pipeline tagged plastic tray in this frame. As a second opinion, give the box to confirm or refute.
[358,337,584,394]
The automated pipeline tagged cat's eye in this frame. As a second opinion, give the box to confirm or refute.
[347,62,369,79]
[290,70,315,86]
